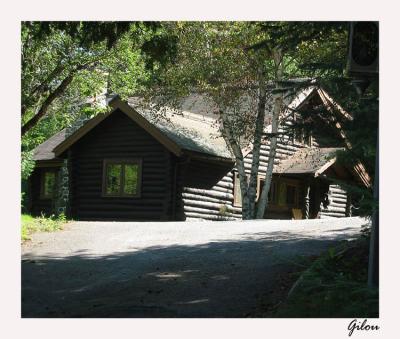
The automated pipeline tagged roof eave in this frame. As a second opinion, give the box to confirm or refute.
[183,150,235,164]
[34,159,64,167]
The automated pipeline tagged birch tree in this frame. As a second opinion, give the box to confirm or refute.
[141,21,348,219]
[255,48,284,218]
[140,22,276,219]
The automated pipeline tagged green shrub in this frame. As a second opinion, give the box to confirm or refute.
[21,213,66,241]
[275,238,378,318]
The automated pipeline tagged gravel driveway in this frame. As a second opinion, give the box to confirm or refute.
[21,217,368,317]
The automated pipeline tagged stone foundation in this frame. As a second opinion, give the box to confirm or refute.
[54,115,91,216]
[55,159,69,216]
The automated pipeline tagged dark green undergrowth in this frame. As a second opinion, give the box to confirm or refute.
[275,237,378,318]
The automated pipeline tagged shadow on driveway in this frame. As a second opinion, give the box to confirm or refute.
[21,227,358,318]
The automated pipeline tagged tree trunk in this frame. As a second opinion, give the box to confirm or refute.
[247,66,267,218]
[220,111,251,219]
[256,48,283,219]
[21,72,76,136]
[21,57,103,136]
[368,131,379,287]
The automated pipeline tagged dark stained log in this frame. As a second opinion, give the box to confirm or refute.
[31,88,357,221]
[182,193,230,204]
[184,206,225,215]
[183,199,234,212]
[321,206,346,213]
[319,185,347,218]
[178,155,237,221]
[327,201,349,209]
[185,212,235,221]
[331,196,348,204]
[69,110,175,221]
[209,186,233,194]
[180,121,310,221]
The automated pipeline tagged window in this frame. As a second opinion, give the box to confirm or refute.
[233,174,300,209]
[293,113,312,146]
[233,173,276,207]
[233,172,248,207]
[277,181,299,207]
[294,128,312,146]
[41,171,56,199]
[102,159,142,197]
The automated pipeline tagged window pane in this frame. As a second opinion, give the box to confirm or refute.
[235,175,242,206]
[124,164,138,195]
[234,173,248,206]
[106,164,122,194]
[44,172,55,197]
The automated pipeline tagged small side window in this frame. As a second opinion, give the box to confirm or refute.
[292,113,312,146]
[41,171,56,199]
[233,172,251,207]
[233,173,243,207]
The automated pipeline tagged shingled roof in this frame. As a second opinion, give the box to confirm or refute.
[31,86,354,166]
[127,98,232,159]
[32,129,67,161]
[274,147,342,175]
[32,96,235,162]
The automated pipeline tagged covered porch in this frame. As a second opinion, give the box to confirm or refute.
[266,147,363,219]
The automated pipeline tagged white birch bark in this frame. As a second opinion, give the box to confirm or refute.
[220,111,252,219]
[247,66,267,218]
[256,48,283,219]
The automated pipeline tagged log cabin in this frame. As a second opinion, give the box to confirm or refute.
[27,86,371,221]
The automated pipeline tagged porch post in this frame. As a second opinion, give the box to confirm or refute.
[303,177,311,219]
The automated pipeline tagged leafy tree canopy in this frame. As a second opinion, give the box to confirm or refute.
[21,21,161,149]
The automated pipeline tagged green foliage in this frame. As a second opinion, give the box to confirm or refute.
[21,150,35,180]
[139,22,371,220]
[339,94,378,179]
[286,21,378,219]
[21,151,35,213]
[139,22,272,140]
[21,213,66,241]
[21,21,378,220]
[21,21,154,160]
[276,238,378,317]
[29,21,134,49]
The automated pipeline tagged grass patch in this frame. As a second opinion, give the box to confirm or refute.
[21,213,66,241]
[275,237,378,318]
